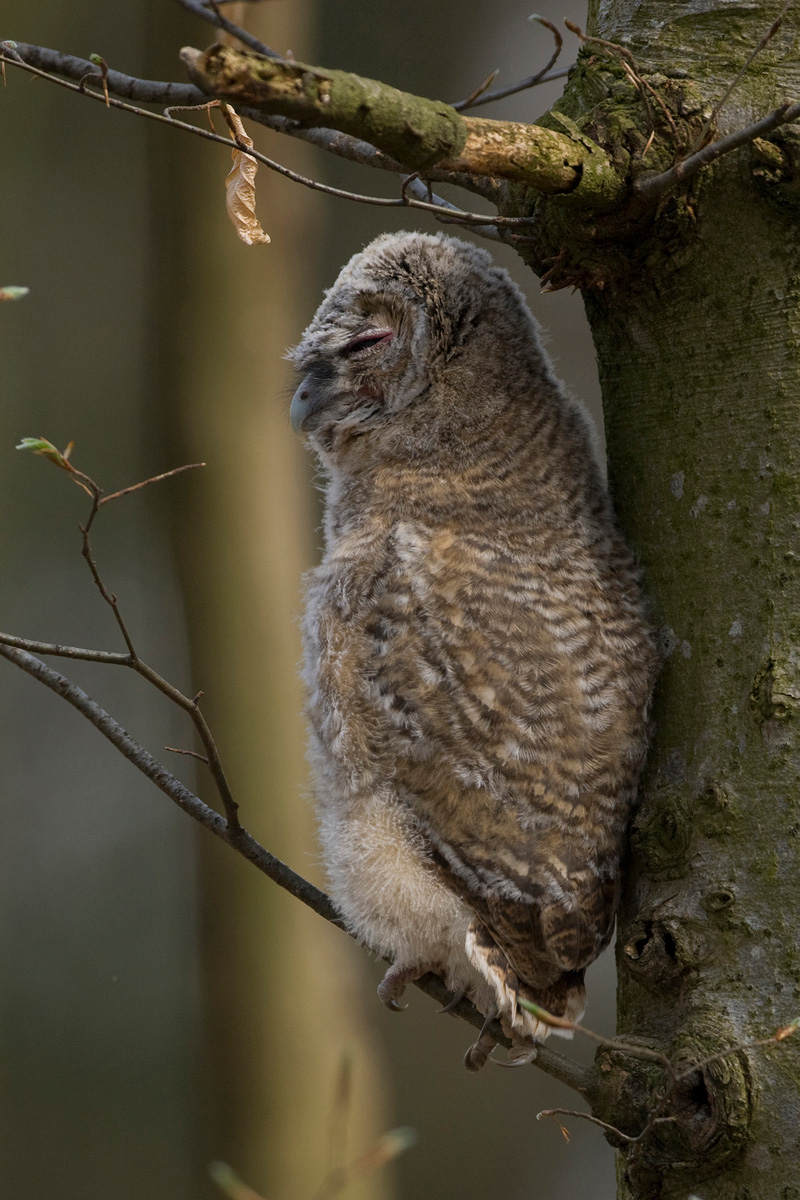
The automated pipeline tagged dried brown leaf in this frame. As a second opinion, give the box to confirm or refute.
[223,106,270,246]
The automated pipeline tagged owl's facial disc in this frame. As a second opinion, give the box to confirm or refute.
[291,324,394,434]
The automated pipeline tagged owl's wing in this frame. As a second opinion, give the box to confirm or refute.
[360,525,631,990]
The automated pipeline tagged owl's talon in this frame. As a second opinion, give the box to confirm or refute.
[436,989,466,1015]
[491,1048,538,1068]
[377,963,423,1012]
[464,1007,498,1072]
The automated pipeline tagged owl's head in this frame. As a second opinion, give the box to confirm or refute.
[288,232,550,463]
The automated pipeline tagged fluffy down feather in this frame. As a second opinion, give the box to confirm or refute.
[290,232,658,1067]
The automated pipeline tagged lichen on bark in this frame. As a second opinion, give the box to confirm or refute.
[180,42,626,199]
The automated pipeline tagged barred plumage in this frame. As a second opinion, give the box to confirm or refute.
[290,232,658,1067]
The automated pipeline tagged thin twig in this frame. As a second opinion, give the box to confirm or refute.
[12,441,242,829]
[0,641,333,913]
[80,495,140,659]
[693,0,794,150]
[100,462,206,505]
[4,41,206,105]
[399,174,503,242]
[454,68,500,111]
[453,16,565,112]
[635,98,800,201]
[672,1021,800,1085]
[0,47,534,230]
[0,633,129,664]
[176,0,279,58]
[520,999,676,1081]
[537,1107,637,1144]
[0,639,592,1095]
[454,66,570,111]
[166,745,210,763]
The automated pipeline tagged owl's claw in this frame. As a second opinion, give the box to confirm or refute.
[464,1007,499,1072]
[491,1036,538,1068]
[436,989,466,1015]
[377,964,419,1012]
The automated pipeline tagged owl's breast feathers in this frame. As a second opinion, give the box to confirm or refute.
[304,502,656,996]
[294,232,657,1044]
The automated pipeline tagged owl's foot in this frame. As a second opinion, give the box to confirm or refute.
[437,988,466,1015]
[492,1037,538,1068]
[377,963,425,1012]
[463,1007,499,1072]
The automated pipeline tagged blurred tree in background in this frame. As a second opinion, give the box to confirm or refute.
[1,3,612,1200]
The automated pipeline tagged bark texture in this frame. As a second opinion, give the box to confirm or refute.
[180,42,625,199]
[566,3,800,1197]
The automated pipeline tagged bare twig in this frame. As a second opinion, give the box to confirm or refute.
[673,1019,800,1085]
[453,68,500,111]
[399,173,503,243]
[166,745,210,763]
[537,1107,637,1144]
[176,0,279,58]
[0,47,534,231]
[454,65,570,111]
[13,441,241,828]
[0,637,591,1094]
[693,0,794,150]
[453,16,565,112]
[79,502,242,828]
[4,41,206,105]
[519,998,676,1081]
[635,98,800,201]
[0,641,336,916]
[0,633,129,664]
[100,462,206,505]
[88,53,110,106]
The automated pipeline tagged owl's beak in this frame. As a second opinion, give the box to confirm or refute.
[290,373,325,434]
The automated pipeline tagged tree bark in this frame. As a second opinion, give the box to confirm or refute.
[572,3,800,1197]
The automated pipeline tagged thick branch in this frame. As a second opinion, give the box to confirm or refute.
[181,43,624,200]
[0,44,463,188]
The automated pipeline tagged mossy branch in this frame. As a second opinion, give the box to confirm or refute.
[180,43,624,203]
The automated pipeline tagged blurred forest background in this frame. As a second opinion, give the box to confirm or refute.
[0,2,617,1198]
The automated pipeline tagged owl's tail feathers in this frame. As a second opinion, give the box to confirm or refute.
[539,873,618,974]
[464,917,587,1068]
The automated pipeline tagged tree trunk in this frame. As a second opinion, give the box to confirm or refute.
[574,3,800,1196]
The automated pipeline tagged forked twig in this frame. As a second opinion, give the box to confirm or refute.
[527,996,799,1165]
[453,15,566,111]
[8,440,240,828]
[537,1107,639,1145]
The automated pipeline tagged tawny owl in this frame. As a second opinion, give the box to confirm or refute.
[290,232,657,1068]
